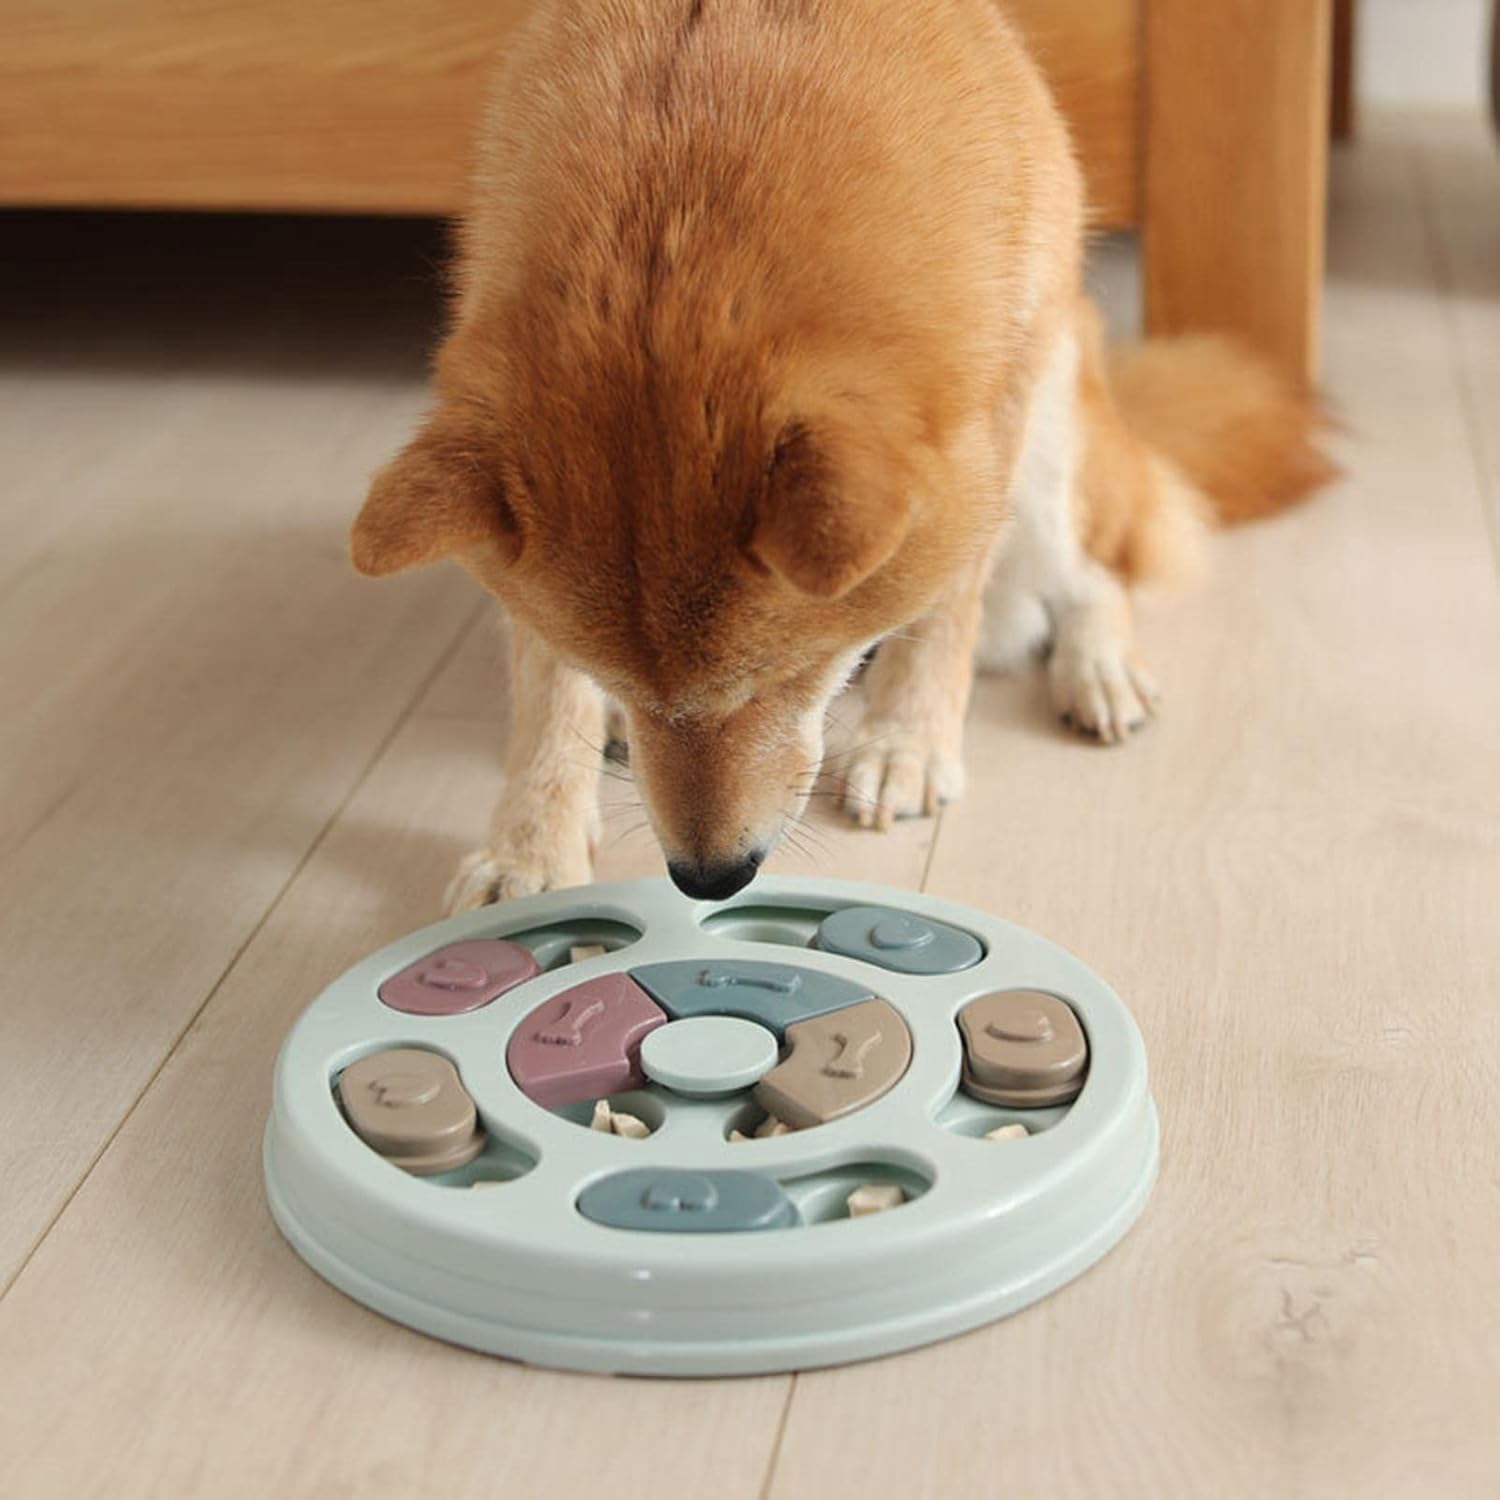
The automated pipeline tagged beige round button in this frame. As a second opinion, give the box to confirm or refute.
[339,1048,485,1175]
[958,990,1088,1107]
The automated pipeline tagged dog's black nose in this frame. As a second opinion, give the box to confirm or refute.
[667,849,764,901]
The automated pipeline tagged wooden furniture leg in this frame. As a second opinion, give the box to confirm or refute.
[1491,0,1499,132]
[1331,0,1357,140]
[1143,0,1333,384]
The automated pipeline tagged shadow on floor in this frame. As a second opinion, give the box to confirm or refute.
[0,209,449,382]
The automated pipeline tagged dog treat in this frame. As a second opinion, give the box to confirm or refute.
[985,1122,1030,1142]
[570,944,608,964]
[589,1099,651,1138]
[729,1118,792,1142]
[609,1110,650,1139]
[847,1183,905,1217]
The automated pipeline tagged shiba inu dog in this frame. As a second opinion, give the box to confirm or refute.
[352,0,1333,906]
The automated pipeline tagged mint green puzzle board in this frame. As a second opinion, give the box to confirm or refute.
[263,875,1159,1376]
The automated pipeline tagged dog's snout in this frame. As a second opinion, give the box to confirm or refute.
[666,848,765,902]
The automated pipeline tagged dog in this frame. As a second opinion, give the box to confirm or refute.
[351,0,1334,908]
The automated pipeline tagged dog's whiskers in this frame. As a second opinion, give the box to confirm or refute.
[818,729,899,770]
[606,817,654,847]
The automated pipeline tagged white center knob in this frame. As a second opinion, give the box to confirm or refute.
[639,1016,780,1097]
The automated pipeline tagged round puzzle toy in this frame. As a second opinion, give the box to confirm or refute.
[263,876,1158,1376]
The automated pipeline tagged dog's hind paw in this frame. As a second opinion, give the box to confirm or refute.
[444,839,594,914]
[836,728,965,832]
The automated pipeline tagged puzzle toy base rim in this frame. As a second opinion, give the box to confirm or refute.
[265,1102,1156,1375]
[262,875,1160,1377]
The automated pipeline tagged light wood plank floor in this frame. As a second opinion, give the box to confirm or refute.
[0,117,1496,1499]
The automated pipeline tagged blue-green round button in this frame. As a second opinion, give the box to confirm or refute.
[817,905,983,975]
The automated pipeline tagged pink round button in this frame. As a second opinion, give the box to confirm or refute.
[378,940,540,1016]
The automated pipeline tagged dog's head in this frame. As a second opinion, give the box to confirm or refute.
[353,269,978,897]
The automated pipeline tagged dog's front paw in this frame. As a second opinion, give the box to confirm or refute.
[1048,644,1160,745]
[444,833,594,914]
[837,727,965,831]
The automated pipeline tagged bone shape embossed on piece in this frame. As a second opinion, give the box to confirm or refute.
[700,967,800,995]
[533,997,607,1046]
[368,1072,441,1109]
[821,1028,881,1079]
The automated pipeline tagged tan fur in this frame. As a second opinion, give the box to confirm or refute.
[1073,296,1208,587]
[1110,335,1339,527]
[351,0,1335,903]
[1076,305,1336,589]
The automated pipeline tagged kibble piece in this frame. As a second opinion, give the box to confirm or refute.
[728,1129,752,1144]
[847,1183,905,1217]
[609,1109,650,1139]
[985,1122,1030,1142]
[569,944,608,964]
[589,1098,651,1137]
[754,1114,794,1138]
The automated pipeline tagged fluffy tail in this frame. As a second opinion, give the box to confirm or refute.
[1077,307,1339,585]
[1109,335,1338,524]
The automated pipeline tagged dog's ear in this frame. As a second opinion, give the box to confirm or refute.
[351,410,521,577]
[749,421,913,599]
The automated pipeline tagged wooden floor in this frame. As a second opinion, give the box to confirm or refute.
[0,116,1497,1498]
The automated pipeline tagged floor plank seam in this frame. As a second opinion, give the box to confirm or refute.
[0,594,490,1306]
[757,1374,798,1500]
[918,802,948,894]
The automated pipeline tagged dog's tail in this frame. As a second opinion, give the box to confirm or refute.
[1078,303,1339,584]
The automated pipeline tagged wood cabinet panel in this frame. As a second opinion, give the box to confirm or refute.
[0,0,1140,222]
